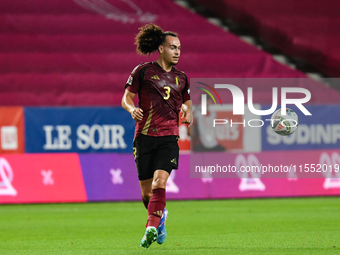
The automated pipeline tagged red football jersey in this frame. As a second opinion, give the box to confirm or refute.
[125,62,190,138]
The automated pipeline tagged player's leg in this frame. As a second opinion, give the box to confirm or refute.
[136,135,166,248]
[141,170,169,249]
[140,177,160,249]
[139,178,152,209]
[133,135,159,249]
[147,170,169,227]
[140,135,178,248]
[152,170,169,244]
[152,136,179,245]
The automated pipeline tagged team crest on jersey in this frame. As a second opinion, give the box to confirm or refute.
[126,75,133,85]
[175,76,180,86]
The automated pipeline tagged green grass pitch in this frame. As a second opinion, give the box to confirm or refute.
[0,197,339,254]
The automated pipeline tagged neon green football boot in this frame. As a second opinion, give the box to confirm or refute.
[140,227,158,249]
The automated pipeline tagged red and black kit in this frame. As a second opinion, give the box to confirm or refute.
[125,61,190,180]
[125,61,190,138]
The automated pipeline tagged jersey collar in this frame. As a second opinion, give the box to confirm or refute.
[153,61,175,73]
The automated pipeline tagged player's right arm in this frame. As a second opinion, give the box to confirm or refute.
[121,89,143,122]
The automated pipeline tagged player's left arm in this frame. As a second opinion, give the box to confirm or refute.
[181,100,192,127]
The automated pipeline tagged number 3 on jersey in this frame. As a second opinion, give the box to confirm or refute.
[163,86,170,100]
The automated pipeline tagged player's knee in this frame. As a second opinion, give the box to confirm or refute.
[152,178,167,190]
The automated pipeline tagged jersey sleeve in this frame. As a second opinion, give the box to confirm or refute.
[124,64,143,94]
[182,74,191,102]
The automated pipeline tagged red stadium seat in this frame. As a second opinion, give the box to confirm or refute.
[191,0,340,77]
[2,0,338,106]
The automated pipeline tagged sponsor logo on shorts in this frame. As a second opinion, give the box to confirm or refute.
[171,158,177,165]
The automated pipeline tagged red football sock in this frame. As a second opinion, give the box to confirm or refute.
[142,196,149,209]
[146,188,166,228]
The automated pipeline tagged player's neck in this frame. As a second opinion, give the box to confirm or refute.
[156,59,172,72]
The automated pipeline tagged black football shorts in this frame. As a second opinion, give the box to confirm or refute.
[133,134,179,181]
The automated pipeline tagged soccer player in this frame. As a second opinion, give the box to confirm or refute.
[121,23,192,249]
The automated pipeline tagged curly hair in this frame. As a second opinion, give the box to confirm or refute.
[135,23,178,55]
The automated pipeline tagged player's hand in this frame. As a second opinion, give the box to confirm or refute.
[181,105,193,127]
[182,111,192,127]
[130,107,143,121]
